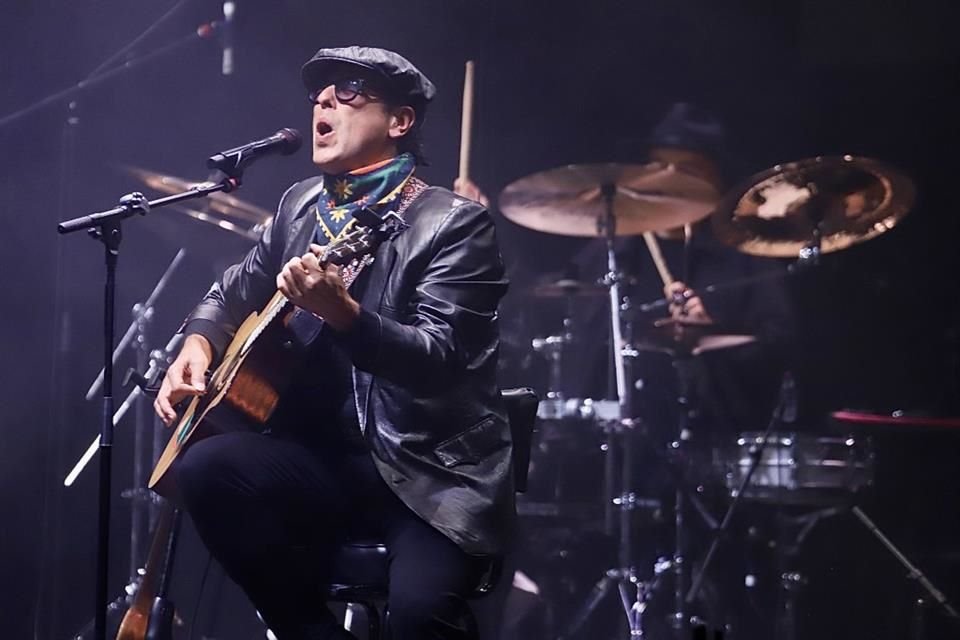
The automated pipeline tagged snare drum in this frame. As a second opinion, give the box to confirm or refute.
[720,432,873,505]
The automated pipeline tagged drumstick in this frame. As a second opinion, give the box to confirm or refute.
[642,231,674,287]
[458,60,475,182]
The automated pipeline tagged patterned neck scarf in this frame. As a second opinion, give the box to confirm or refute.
[315,152,417,243]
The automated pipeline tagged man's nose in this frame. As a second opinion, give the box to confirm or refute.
[315,84,337,107]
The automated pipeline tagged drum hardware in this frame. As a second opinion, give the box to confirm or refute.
[537,397,621,423]
[850,506,960,634]
[686,373,798,611]
[505,154,919,639]
[532,332,573,403]
[501,161,724,639]
[759,504,960,639]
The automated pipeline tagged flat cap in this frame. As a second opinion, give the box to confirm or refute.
[649,102,725,156]
[301,46,437,108]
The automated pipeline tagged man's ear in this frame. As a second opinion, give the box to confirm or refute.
[388,106,416,141]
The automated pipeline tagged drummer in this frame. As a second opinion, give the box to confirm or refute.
[455,102,796,433]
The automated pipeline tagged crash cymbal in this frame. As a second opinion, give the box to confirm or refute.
[121,165,273,224]
[170,204,269,241]
[713,155,915,257]
[628,317,756,356]
[529,278,607,298]
[499,161,721,237]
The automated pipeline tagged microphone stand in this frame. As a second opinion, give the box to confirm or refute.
[57,174,242,640]
[85,249,186,401]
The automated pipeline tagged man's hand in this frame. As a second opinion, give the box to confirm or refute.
[154,334,213,427]
[665,281,713,324]
[277,244,361,331]
[453,177,490,207]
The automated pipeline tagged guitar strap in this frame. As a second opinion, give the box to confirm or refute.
[339,175,427,289]
[285,175,428,346]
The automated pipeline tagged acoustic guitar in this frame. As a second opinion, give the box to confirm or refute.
[115,504,177,640]
[149,208,408,497]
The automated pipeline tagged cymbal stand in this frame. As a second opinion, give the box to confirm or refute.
[850,506,960,636]
[559,184,646,639]
[663,353,698,637]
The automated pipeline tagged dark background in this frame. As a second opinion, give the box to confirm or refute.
[1,1,958,639]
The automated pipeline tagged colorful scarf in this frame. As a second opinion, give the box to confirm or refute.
[315,152,417,243]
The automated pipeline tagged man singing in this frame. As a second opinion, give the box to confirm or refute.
[154,46,513,640]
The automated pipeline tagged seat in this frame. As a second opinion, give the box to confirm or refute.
[320,387,539,639]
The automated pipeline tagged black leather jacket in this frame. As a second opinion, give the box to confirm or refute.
[184,176,514,555]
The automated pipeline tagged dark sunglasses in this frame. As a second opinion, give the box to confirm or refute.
[308,78,381,105]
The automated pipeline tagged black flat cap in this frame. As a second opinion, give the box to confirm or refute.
[649,102,725,156]
[301,46,437,109]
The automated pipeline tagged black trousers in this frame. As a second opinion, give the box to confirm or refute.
[176,430,487,640]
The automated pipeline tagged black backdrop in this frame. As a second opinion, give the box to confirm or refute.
[1,1,958,638]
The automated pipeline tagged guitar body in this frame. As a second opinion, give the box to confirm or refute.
[149,292,300,498]
[148,209,408,499]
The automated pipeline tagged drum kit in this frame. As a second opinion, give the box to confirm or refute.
[126,155,958,638]
[495,153,923,639]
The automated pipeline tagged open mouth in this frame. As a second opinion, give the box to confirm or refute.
[316,122,333,137]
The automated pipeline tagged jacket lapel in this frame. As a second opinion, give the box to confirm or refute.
[352,191,428,434]
[352,241,398,435]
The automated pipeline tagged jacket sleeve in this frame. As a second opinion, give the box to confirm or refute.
[180,185,294,362]
[333,201,508,393]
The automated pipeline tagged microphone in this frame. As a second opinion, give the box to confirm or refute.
[221,1,235,75]
[207,128,302,175]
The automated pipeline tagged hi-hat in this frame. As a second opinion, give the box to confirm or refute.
[529,278,607,298]
[628,317,756,356]
[499,162,721,237]
[712,155,915,257]
[121,165,273,240]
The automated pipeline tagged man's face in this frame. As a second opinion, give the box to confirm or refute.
[309,68,412,174]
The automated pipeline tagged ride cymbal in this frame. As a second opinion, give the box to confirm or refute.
[499,162,720,237]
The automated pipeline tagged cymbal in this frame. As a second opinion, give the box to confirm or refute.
[713,155,915,257]
[121,165,274,225]
[499,162,721,237]
[529,278,607,298]
[629,317,756,356]
[170,205,268,241]
[832,410,960,430]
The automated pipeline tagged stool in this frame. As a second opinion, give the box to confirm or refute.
[321,387,539,639]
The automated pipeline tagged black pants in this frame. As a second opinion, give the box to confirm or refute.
[176,430,486,640]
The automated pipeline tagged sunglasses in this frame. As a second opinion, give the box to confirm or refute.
[308,78,382,105]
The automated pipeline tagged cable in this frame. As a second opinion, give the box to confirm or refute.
[84,0,192,80]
